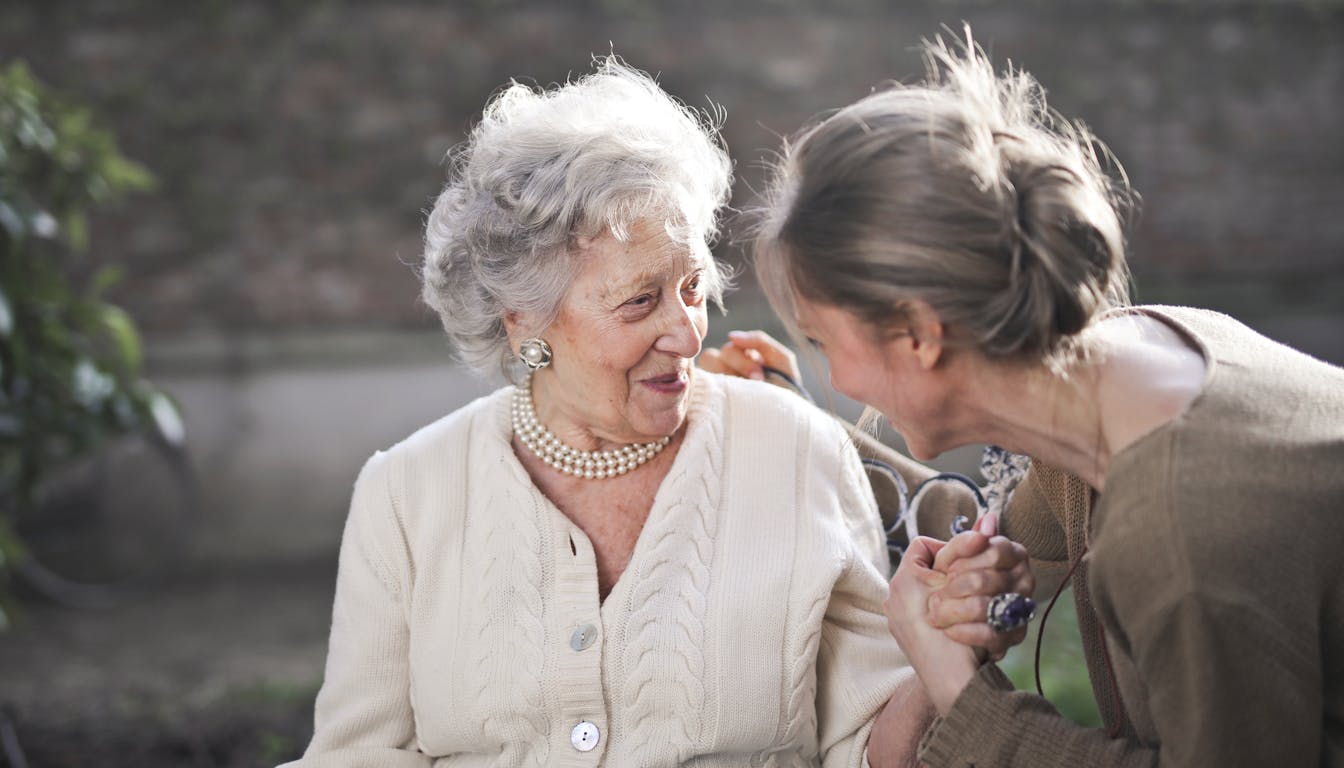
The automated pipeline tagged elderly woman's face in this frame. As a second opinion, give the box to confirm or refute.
[527,219,709,447]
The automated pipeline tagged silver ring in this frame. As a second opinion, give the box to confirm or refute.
[986,592,1035,634]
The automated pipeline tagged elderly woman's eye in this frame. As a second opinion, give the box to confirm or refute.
[682,274,705,300]
[805,336,823,350]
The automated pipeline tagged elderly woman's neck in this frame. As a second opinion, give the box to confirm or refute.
[529,372,645,453]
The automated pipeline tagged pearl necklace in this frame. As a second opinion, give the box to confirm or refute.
[511,374,671,479]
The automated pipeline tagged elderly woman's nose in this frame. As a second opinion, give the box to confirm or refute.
[655,300,703,357]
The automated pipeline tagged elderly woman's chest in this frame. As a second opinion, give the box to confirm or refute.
[553,480,659,601]
[400,480,839,762]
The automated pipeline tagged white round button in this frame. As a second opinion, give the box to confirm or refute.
[570,721,600,752]
[570,623,597,651]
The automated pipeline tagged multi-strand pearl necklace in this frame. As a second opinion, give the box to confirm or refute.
[511,374,671,479]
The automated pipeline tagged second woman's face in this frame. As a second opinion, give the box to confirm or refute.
[793,297,949,460]
[527,219,709,448]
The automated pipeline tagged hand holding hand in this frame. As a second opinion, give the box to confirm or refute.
[884,536,981,715]
[926,514,1035,660]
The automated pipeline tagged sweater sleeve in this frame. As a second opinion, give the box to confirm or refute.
[817,449,917,768]
[920,562,1325,766]
[917,664,1157,767]
[816,552,917,768]
[920,461,1327,767]
[1085,482,1325,768]
[279,451,431,768]
[917,462,1164,767]
[1098,584,1321,767]
[1001,464,1072,599]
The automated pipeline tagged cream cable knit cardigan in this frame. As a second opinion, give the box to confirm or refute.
[283,373,911,768]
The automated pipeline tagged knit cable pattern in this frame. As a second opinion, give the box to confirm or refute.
[471,420,551,765]
[620,382,725,765]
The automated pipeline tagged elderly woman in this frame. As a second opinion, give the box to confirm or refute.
[736,32,1344,767]
[282,60,933,768]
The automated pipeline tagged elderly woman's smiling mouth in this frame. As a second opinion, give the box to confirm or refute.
[639,369,689,395]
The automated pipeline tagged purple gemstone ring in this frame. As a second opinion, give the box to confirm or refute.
[986,592,1036,634]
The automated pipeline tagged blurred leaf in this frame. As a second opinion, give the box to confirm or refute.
[98,304,142,373]
[0,285,12,337]
[110,391,138,428]
[15,111,56,151]
[90,264,125,295]
[148,390,186,447]
[29,209,58,239]
[71,357,114,410]
[0,59,165,609]
[0,518,26,567]
[103,154,155,193]
[85,174,110,201]
[62,210,87,250]
[0,199,24,239]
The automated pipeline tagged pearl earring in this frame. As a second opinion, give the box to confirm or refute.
[518,337,552,370]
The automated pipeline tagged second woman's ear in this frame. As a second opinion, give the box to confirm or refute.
[904,300,945,370]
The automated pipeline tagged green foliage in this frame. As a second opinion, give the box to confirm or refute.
[999,586,1104,728]
[0,61,182,619]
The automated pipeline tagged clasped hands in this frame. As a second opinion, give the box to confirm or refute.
[885,516,1034,714]
[701,331,1035,716]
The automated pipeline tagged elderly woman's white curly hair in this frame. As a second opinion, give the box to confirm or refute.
[421,56,734,377]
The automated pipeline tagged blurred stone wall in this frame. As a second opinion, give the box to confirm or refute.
[2,0,1340,565]
[3,0,1341,341]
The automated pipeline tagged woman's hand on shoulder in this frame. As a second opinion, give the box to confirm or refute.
[925,516,1035,661]
[699,329,801,388]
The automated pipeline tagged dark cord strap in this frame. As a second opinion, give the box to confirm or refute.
[1033,544,1126,739]
[761,365,814,403]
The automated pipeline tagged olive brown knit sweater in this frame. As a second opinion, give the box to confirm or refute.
[918,306,1344,767]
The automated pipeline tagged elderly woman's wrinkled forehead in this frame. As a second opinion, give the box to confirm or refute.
[572,219,710,305]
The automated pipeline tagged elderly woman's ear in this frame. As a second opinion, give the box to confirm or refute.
[502,310,522,353]
[502,310,538,356]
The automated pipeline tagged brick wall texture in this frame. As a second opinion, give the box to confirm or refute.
[3,1,1341,338]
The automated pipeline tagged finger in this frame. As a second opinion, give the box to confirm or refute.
[932,530,990,574]
[899,536,947,570]
[926,593,991,630]
[939,567,1020,600]
[726,330,799,377]
[974,511,998,537]
[900,536,950,589]
[945,537,1027,574]
[945,623,1029,655]
[887,538,948,621]
[913,565,949,590]
[1009,561,1036,597]
[698,347,729,374]
[716,342,766,381]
